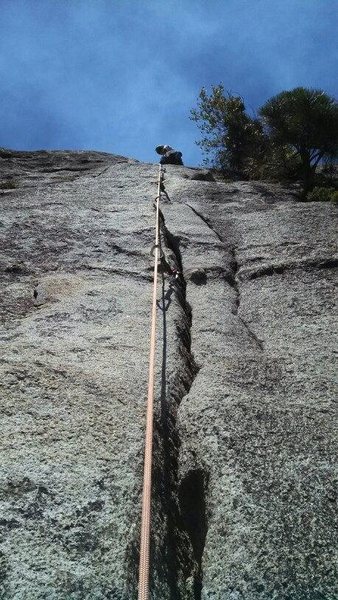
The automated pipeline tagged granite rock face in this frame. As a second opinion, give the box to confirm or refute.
[0,150,337,599]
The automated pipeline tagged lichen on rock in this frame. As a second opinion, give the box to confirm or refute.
[0,150,337,599]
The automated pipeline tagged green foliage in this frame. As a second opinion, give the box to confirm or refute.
[245,143,299,182]
[259,87,338,192]
[190,86,338,194]
[0,180,17,189]
[307,186,338,202]
[320,159,338,184]
[259,87,338,158]
[0,148,13,158]
[190,84,265,177]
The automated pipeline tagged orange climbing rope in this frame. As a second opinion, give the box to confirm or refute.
[138,164,165,600]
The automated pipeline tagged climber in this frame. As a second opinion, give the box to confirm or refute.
[155,145,183,166]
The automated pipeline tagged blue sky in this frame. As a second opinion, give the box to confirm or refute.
[0,0,337,167]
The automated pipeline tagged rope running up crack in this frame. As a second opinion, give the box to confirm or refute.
[138,163,166,600]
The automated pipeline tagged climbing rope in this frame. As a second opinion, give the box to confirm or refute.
[138,164,165,600]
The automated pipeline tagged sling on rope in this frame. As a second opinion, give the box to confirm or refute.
[138,164,165,600]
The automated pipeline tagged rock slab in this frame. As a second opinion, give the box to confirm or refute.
[0,150,337,599]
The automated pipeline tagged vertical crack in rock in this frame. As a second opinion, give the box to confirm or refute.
[228,247,264,351]
[228,246,240,314]
[186,202,263,352]
[178,469,209,598]
[185,202,223,243]
[148,211,208,599]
